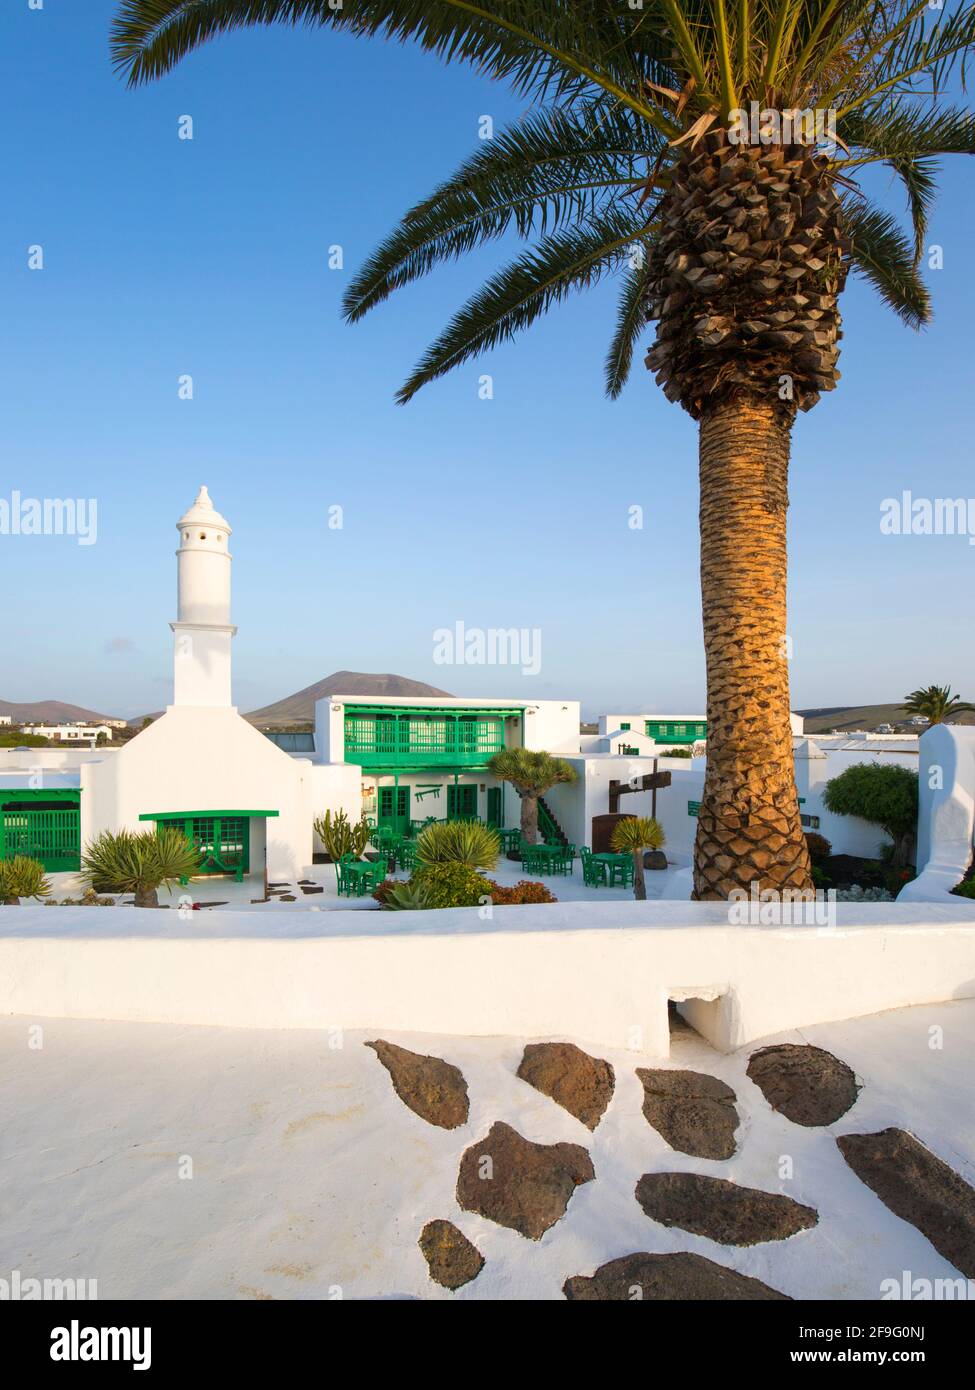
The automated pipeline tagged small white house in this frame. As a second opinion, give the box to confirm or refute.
[22,724,114,744]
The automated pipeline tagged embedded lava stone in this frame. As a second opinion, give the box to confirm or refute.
[563,1252,790,1301]
[747,1044,859,1126]
[837,1128,975,1278]
[516,1042,615,1130]
[365,1039,469,1130]
[637,1068,739,1158]
[456,1121,594,1239]
[418,1220,484,1290]
[635,1171,818,1245]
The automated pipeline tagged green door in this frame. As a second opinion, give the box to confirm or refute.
[378,786,410,834]
[156,815,250,877]
[486,787,503,828]
[447,785,477,820]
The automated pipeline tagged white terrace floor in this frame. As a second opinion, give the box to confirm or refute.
[1,999,972,1300]
[48,852,692,912]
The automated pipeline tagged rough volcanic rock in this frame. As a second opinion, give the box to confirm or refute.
[516,1042,615,1130]
[563,1251,790,1301]
[837,1128,975,1277]
[635,1171,818,1245]
[643,850,668,871]
[636,1068,739,1159]
[418,1220,485,1290]
[365,1039,469,1130]
[456,1121,594,1239]
[747,1044,859,1126]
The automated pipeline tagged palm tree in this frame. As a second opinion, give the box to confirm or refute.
[902,684,975,725]
[111,2,975,898]
[610,816,665,902]
[488,748,577,845]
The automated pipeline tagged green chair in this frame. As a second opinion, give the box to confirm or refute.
[580,847,608,888]
[396,839,418,872]
[336,859,364,897]
[558,843,577,875]
[520,841,541,874]
[608,855,634,888]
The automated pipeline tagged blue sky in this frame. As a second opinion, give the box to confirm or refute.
[1,1,973,720]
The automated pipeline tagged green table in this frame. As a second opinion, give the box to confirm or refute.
[495,828,520,852]
[592,852,633,887]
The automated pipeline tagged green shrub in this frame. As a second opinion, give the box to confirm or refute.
[661,746,693,758]
[314,809,371,861]
[411,862,493,908]
[822,763,918,867]
[80,828,203,908]
[811,864,832,890]
[804,831,832,862]
[952,879,975,900]
[415,820,500,870]
[0,856,52,904]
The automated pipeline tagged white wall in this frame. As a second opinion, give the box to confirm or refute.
[900,724,975,904]
[81,706,314,879]
[3,900,973,1058]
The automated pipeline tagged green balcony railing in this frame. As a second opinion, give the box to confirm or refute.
[344,707,516,767]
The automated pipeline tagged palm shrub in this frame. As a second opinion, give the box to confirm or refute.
[415,819,500,870]
[610,816,666,902]
[112,1,975,899]
[0,856,52,905]
[902,685,975,726]
[822,763,918,868]
[487,748,577,846]
[314,808,371,862]
[80,828,203,907]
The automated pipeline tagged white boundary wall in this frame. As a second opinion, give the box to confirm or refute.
[901,724,975,904]
[2,901,973,1057]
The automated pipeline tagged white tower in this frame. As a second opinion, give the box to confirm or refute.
[171,486,237,707]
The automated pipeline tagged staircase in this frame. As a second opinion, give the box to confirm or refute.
[538,795,569,847]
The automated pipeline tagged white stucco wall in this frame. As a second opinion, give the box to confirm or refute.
[900,724,975,904]
[80,707,314,879]
[3,900,973,1057]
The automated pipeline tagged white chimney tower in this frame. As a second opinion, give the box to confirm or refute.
[171,486,236,707]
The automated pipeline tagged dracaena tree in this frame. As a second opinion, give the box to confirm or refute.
[111,1,975,898]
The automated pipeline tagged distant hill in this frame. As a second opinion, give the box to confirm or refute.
[246,671,454,726]
[798,702,975,734]
[0,697,124,724]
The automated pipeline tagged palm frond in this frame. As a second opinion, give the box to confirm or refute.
[841,197,931,327]
[604,252,655,399]
[395,209,641,402]
[343,102,658,322]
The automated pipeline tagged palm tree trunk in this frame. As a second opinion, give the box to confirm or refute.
[519,791,539,845]
[134,886,159,908]
[632,851,646,901]
[693,398,812,900]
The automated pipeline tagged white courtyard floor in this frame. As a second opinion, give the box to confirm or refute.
[48,852,692,912]
[1,999,972,1300]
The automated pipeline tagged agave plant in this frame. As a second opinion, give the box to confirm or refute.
[488,748,577,845]
[111,2,975,899]
[610,816,666,901]
[0,856,52,905]
[380,878,437,911]
[80,828,204,908]
[415,819,501,870]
